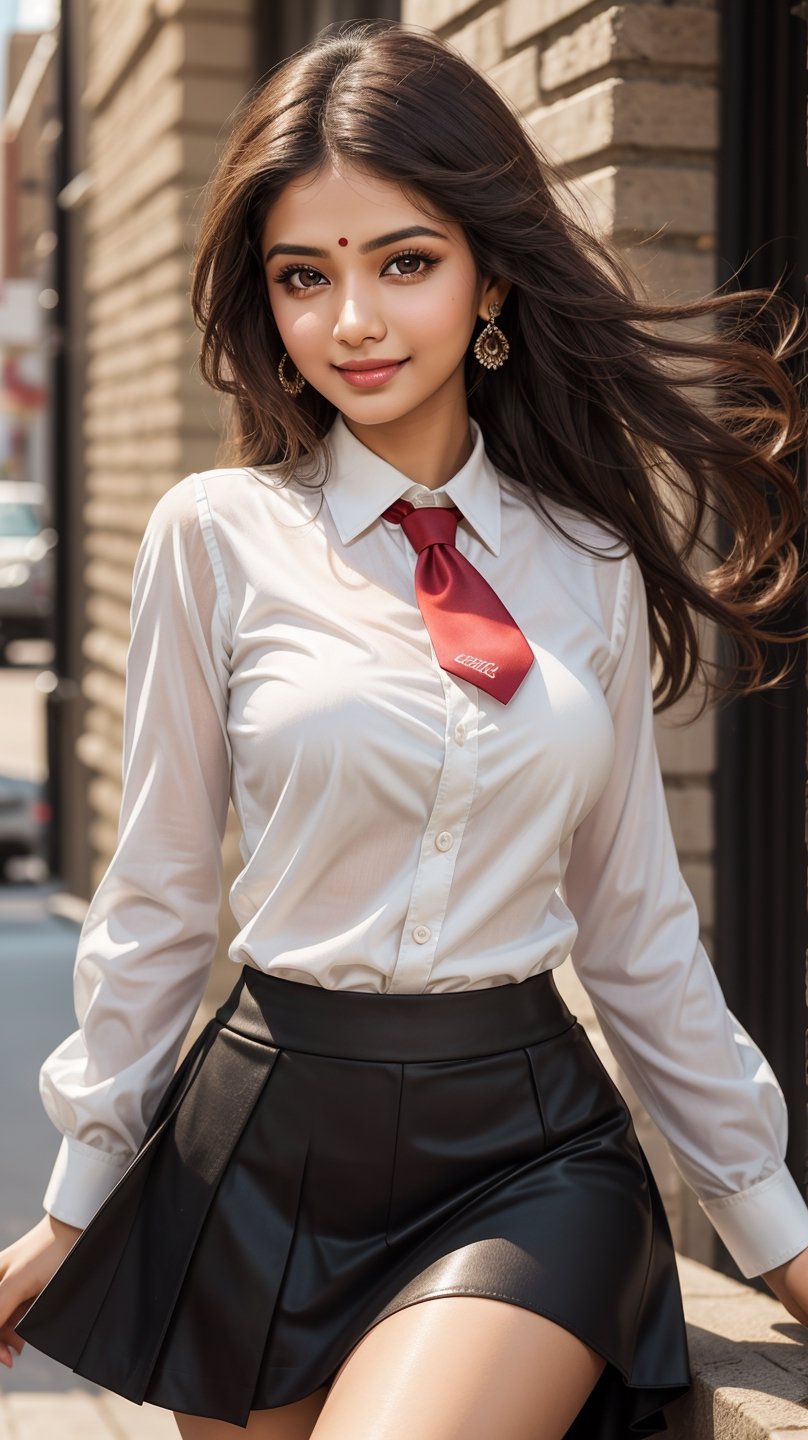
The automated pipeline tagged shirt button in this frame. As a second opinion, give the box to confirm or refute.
[454,723,466,745]
[435,831,454,851]
[412,924,432,944]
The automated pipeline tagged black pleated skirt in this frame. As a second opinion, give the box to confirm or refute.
[16,963,691,1434]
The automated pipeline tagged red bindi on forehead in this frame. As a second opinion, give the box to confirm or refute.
[338,237,349,246]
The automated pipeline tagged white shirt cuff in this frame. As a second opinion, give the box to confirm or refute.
[42,1135,132,1230]
[698,1162,808,1278]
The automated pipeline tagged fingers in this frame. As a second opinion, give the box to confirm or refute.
[0,1319,25,1365]
[0,1282,34,1368]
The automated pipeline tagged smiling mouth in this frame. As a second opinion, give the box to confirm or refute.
[333,359,410,387]
[335,360,408,371]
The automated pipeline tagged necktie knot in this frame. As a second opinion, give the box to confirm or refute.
[380,495,534,705]
[382,498,460,555]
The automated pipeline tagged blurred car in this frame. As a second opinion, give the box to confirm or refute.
[0,773,51,879]
[0,481,56,659]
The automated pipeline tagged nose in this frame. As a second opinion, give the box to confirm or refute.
[333,290,386,347]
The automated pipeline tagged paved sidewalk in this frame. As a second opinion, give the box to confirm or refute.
[0,882,177,1436]
[0,1388,177,1438]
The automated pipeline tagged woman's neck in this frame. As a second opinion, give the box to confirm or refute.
[340,403,473,490]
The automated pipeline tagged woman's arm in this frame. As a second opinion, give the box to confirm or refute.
[36,473,232,1231]
[561,547,808,1283]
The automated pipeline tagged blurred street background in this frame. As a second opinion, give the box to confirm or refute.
[0,0,806,1435]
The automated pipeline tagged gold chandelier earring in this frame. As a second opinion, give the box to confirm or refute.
[277,351,306,396]
[473,300,510,370]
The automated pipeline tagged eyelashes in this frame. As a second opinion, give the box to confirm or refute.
[273,248,440,297]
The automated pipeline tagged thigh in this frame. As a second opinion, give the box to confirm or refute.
[173,1384,330,1439]
[310,1295,608,1440]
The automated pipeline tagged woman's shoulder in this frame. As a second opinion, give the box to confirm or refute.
[192,456,322,512]
[142,463,318,550]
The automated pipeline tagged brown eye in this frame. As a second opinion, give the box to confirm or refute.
[383,249,439,280]
[392,255,420,275]
[275,264,327,294]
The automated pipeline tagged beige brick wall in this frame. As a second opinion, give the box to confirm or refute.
[77,0,253,1020]
[3,31,58,280]
[401,0,720,1265]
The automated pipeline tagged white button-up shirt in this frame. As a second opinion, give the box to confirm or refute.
[39,411,808,1278]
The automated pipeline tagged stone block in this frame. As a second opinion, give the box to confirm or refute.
[529,80,616,164]
[666,783,713,855]
[179,17,252,71]
[613,77,718,152]
[183,75,250,129]
[403,0,481,28]
[84,560,136,611]
[88,135,187,233]
[529,78,717,167]
[505,0,602,50]
[624,244,717,306]
[75,728,123,784]
[615,164,715,238]
[449,8,503,70]
[489,47,540,113]
[85,0,153,110]
[542,8,718,93]
[541,10,615,92]
[557,162,715,242]
[81,624,130,678]
[615,5,718,68]
[655,700,716,774]
[551,162,616,236]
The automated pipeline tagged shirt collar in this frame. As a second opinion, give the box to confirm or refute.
[318,411,502,556]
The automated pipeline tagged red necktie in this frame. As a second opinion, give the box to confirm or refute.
[382,498,534,704]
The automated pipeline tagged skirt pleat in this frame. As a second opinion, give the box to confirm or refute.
[143,1048,311,1420]
[17,964,693,1436]
[16,1015,220,1373]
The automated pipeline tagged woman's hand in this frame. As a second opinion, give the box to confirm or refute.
[760,1245,808,1326]
[0,1213,84,1368]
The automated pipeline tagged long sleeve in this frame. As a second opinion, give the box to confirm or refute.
[39,474,232,1229]
[562,547,808,1279]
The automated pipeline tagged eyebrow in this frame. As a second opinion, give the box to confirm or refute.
[263,226,449,265]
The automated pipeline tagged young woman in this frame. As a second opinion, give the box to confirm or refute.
[3,17,808,1440]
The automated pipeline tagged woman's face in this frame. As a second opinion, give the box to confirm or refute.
[261,160,508,427]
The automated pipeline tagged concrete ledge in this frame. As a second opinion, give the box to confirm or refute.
[666,1254,808,1438]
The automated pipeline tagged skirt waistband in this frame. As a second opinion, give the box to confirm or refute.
[214,964,578,1062]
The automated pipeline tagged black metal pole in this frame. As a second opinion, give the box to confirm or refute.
[714,0,808,1283]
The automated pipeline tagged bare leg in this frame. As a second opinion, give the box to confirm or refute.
[173,1384,329,1439]
[311,1295,608,1440]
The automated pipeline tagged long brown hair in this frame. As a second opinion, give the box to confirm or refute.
[190,17,808,714]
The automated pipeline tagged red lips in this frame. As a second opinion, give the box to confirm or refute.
[336,359,407,371]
